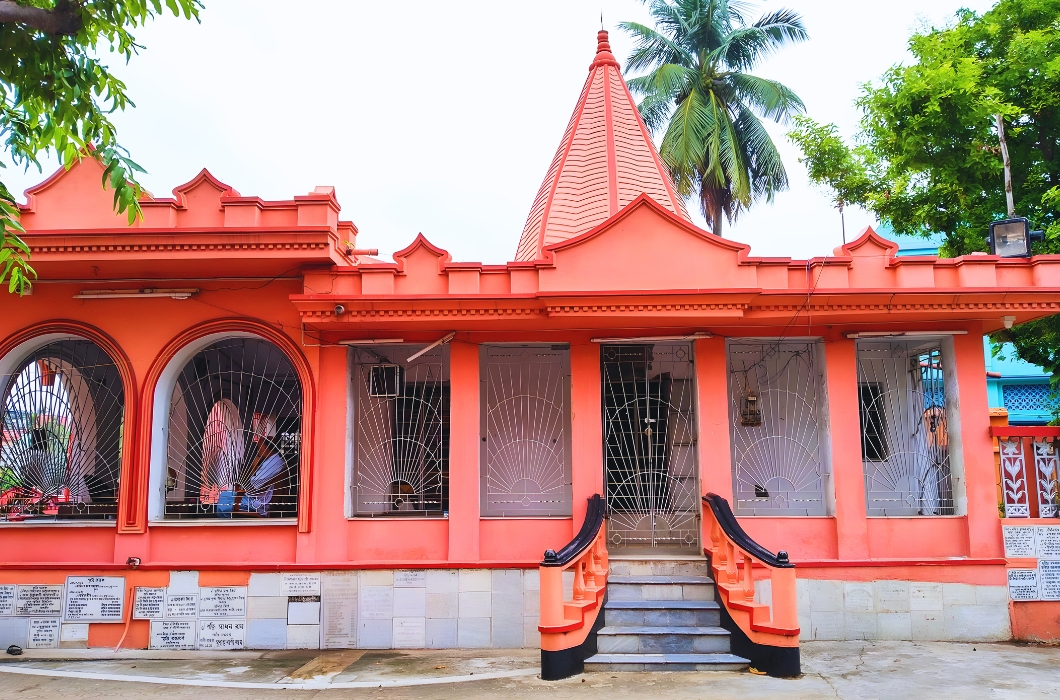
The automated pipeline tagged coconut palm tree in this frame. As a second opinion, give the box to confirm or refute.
[620,0,808,236]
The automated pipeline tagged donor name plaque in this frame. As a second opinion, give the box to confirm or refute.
[198,587,247,618]
[150,620,196,650]
[133,588,165,620]
[1008,568,1040,601]
[198,619,246,649]
[64,577,125,622]
[1002,526,1037,558]
[16,585,63,616]
[0,585,15,616]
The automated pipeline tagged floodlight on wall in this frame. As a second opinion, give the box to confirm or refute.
[74,288,198,300]
[988,218,1044,257]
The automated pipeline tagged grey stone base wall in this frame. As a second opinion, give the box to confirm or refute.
[756,578,1011,642]
[246,569,543,650]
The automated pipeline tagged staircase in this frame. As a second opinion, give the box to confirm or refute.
[584,557,750,672]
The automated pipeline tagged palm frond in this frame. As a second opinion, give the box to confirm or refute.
[727,72,805,123]
[619,20,697,72]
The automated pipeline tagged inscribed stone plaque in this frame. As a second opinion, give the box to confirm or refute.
[280,573,321,596]
[165,594,198,619]
[133,588,165,620]
[394,570,426,588]
[1003,526,1038,557]
[1039,560,1060,601]
[322,572,357,649]
[150,620,196,650]
[197,619,246,649]
[0,585,14,615]
[26,619,60,649]
[60,623,89,642]
[198,587,247,618]
[16,585,63,616]
[64,577,124,622]
[1008,569,1040,601]
[1037,526,1060,559]
[360,586,393,620]
[393,617,426,648]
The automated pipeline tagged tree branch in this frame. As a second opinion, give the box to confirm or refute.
[0,1,82,36]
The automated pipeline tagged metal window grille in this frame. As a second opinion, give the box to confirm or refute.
[856,340,953,516]
[602,343,699,551]
[164,338,302,520]
[352,345,449,516]
[0,339,124,522]
[728,341,827,516]
[1002,383,1058,413]
[480,344,571,517]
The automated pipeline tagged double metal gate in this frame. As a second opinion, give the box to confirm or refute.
[601,343,699,551]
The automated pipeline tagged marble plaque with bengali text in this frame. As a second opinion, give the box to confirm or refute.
[133,588,165,620]
[198,587,247,618]
[359,586,393,620]
[1008,568,1040,601]
[1040,560,1060,601]
[393,617,425,648]
[0,585,14,615]
[165,594,199,619]
[197,619,246,649]
[1003,526,1038,558]
[27,619,60,649]
[16,585,63,616]
[150,620,196,650]
[1037,526,1060,559]
[394,570,426,587]
[64,577,124,622]
[280,573,321,596]
[322,572,357,649]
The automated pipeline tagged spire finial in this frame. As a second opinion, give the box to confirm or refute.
[591,27,619,69]
[601,10,604,30]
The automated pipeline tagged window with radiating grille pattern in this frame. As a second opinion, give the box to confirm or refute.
[480,344,571,517]
[0,339,124,522]
[728,340,827,516]
[351,345,449,516]
[856,340,953,516]
[164,338,302,520]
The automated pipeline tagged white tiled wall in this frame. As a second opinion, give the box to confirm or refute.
[755,578,1011,642]
[242,568,540,650]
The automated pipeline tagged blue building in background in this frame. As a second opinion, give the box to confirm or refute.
[880,224,1056,425]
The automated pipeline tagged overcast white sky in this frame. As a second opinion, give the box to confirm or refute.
[5,0,997,262]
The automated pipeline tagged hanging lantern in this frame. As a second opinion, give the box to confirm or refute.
[740,388,762,427]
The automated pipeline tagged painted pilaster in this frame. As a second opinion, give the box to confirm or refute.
[448,339,480,561]
[569,341,603,531]
[696,337,733,501]
[951,329,1004,558]
[823,337,870,560]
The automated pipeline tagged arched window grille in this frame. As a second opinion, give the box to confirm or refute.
[351,344,449,517]
[164,338,302,520]
[857,339,953,516]
[727,340,827,516]
[0,339,124,522]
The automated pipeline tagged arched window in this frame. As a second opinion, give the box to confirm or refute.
[163,337,302,520]
[0,339,124,522]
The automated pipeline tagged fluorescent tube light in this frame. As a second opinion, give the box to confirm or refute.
[591,332,712,343]
[74,288,198,300]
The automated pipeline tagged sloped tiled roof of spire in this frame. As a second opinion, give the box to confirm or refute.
[514,30,691,261]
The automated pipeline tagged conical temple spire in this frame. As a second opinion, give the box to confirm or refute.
[515,30,690,262]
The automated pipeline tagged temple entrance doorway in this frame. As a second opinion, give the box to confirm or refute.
[601,342,699,553]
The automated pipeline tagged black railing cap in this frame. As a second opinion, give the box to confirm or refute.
[703,493,794,569]
[541,494,604,567]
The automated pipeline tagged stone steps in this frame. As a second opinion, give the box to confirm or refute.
[584,558,749,673]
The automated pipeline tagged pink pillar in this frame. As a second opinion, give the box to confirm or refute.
[448,339,480,561]
[824,338,869,560]
[303,344,348,562]
[570,341,603,531]
[696,337,733,501]
[952,330,1003,558]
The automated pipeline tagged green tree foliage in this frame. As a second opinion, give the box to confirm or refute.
[620,0,808,237]
[787,0,1060,381]
[0,0,201,294]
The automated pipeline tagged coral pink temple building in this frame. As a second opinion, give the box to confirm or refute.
[1,32,1058,662]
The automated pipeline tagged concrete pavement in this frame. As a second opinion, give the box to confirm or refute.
[0,641,1056,698]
